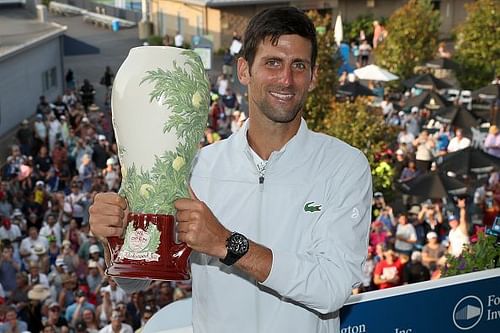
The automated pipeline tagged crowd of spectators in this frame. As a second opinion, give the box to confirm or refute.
[0,80,192,332]
[354,83,499,293]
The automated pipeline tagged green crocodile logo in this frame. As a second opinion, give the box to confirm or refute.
[304,201,322,213]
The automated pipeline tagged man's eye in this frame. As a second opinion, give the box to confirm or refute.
[266,60,280,67]
[293,63,307,70]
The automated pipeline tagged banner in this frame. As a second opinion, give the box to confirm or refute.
[340,268,500,332]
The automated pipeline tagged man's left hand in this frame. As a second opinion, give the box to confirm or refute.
[174,189,230,258]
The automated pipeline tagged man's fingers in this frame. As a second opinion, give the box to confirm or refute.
[94,192,128,210]
[91,225,124,238]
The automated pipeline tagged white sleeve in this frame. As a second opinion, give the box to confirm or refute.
[114,277,151,294]
[260,152,372,314]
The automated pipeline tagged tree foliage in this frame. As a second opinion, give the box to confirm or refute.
[454,0,500,90]
[303,10,341,132]
[374,0,440,81]
[320,98,398,194]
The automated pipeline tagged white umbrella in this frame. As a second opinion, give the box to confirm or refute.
[354,64,399,82]
[334,13,343,46]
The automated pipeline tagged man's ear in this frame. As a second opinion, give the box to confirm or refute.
[308,65,319,92]
[237,57,250,86]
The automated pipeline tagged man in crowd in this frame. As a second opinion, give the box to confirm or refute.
[89,6,371,333]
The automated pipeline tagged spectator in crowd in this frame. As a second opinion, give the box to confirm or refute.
[99,310,133,333]
[79,80,96,111]
[0,244,20,297]
[174,31,184,48]
[447,128,471,153]
[403,251,430,284]
[0,305,28,333]
[447,199,470,257]
[44,301,69,332]
[373,245,403,289]
[421,231,446,270]
[65,287,95,325]
[22,284,50,333]
[484,125,500,158]
[394,213,417,256]
[413,130,435,172]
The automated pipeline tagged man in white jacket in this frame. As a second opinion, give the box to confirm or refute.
[89,7,372,332]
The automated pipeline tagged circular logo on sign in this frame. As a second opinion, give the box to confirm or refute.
[452,295,483,330]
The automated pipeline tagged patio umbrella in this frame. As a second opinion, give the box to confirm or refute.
[471,103,499,125]
[471,83,499,100]
[435,147,500,176]
[337,81,375,97]
[403,73,453,90]
[403,90,448,110]
[334,13,343,46]
[398,171,468,199]
[434,105,479,133]
[354,64,399,82]
[425,57,459,70]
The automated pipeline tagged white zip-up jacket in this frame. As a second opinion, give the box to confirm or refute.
[117,118,372,333]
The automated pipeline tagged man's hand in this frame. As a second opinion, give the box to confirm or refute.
[89,193,128,239]
[174,190,230,259]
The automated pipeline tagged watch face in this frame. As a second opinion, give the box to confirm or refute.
[228,233,249,255]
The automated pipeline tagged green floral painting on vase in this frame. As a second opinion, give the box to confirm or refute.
[118,50,210,215]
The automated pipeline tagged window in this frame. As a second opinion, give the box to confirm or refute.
[42,66,57,92]
[431,0,441,10]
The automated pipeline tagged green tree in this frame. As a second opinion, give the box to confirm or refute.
[454,0,500,90]
[320,98,398,196]
[374,0,440,81]
[303,10,341,132]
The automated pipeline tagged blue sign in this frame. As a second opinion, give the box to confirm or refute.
[340,268,500,332]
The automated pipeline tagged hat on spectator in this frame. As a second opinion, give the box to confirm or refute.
[448,215,458,222]
[408,205,421,215]
[106,157,116,166]
[89,244,100,254]
[88,260,98,269]
[49,302,60,310]
[374,192,384,198]
[33,244,46,256]
[372,221,383,228]
[89,104,100,112]
[55,258,65,267]
[411,106,419,113]
[411,251,422,262]
[12,208,23,217]
[82,117,89,123]
[62,240,71,248]
[36,114,43,120]
[22,119,29,125]
[395,149,404,155]
[98,134,106,141]
[426,231,438,240]
[35,180,44,187]
[28,284,50,301]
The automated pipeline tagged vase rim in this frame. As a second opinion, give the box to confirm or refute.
[129,46,185,55]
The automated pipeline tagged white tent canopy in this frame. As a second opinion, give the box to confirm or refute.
[354,64,399,82]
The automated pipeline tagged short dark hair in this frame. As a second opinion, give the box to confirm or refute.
[241,7,317,71]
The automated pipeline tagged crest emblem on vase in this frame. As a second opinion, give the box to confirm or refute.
[118,223,161,262]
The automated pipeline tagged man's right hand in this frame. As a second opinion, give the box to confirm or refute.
[89,192,128,239]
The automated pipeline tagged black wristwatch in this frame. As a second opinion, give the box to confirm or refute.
[220,232,249,266]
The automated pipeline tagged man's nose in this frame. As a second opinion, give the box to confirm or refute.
[278,66,294,86]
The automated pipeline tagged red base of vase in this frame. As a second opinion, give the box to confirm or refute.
[106,212,191,281]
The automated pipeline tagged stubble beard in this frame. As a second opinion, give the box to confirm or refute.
[254,87,306,124]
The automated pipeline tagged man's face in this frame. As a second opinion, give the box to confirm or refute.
[238,34,317,124]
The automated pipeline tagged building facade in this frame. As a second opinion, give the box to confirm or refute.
[150,0,472,51]
[0,5,66,137]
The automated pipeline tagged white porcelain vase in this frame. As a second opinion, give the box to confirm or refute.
[111,46,210,214]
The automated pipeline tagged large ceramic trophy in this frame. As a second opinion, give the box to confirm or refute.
[107,46,210,281]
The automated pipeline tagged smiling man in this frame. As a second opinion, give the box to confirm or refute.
[90,6,371,333]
